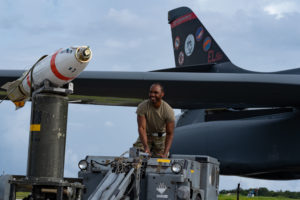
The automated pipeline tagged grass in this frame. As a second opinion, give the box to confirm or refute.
[219,194,300,200]
[16,192,30,199]
[16,193,300,199]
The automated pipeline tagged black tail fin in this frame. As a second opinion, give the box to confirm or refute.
[168,7,230,67]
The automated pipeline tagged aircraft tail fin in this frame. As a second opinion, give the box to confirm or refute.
[168,7,230,67]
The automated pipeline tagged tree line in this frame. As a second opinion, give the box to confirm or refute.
[220,187,300,199]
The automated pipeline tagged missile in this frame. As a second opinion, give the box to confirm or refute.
[1,46,92,109]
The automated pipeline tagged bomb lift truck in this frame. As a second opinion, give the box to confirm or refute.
[77,148,220,200]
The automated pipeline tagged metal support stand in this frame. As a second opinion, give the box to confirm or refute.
[27,92,68,179]
[9,83,84,200]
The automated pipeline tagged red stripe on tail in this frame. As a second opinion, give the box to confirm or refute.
[171,12,197,29]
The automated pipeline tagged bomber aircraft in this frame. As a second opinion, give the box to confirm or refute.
[1,7,300,180]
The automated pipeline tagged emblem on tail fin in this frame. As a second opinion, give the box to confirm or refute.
[178,51,184,66]
[184,34,195,56]
[203,37,212,52]
[174,36,180,50]
[195,26,204,42]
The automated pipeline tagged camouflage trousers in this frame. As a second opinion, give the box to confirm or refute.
[133,134,166,157]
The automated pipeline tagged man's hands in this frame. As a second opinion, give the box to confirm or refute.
[137,115,153,157]
[144,146,152,157]
[159,152,168,158]
[137,114,175,158]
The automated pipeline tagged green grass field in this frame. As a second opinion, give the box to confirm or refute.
[16,192,30,199]
[16,193,300,199]
[219,194,300,200]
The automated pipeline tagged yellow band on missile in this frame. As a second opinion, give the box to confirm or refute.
[157,159,170,163]
[30,124,41,132]
[191,169,195,173]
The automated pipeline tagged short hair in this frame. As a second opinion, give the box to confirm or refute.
[150,82,164,92]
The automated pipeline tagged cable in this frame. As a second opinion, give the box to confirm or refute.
[0,55,48,104]
[91,159,113,167]
[119,150,129,158]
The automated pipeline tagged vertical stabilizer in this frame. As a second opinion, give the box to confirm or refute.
[169,7,230,67]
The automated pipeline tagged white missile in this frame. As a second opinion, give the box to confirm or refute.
[1,46,92,108]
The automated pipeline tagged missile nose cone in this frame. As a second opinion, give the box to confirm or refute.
[75,46,92,63]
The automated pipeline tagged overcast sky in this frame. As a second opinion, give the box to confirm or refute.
[1,0,300,192]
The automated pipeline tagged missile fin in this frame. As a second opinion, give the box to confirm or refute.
[1,82,13,90]
[0,80,27,109]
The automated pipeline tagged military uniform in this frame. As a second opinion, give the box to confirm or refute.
[134,99,175,157]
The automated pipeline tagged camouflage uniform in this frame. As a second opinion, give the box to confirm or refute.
[133,135,166,157]
[134,99,175,157]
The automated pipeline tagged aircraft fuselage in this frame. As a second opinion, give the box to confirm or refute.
[171,108,300,180]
